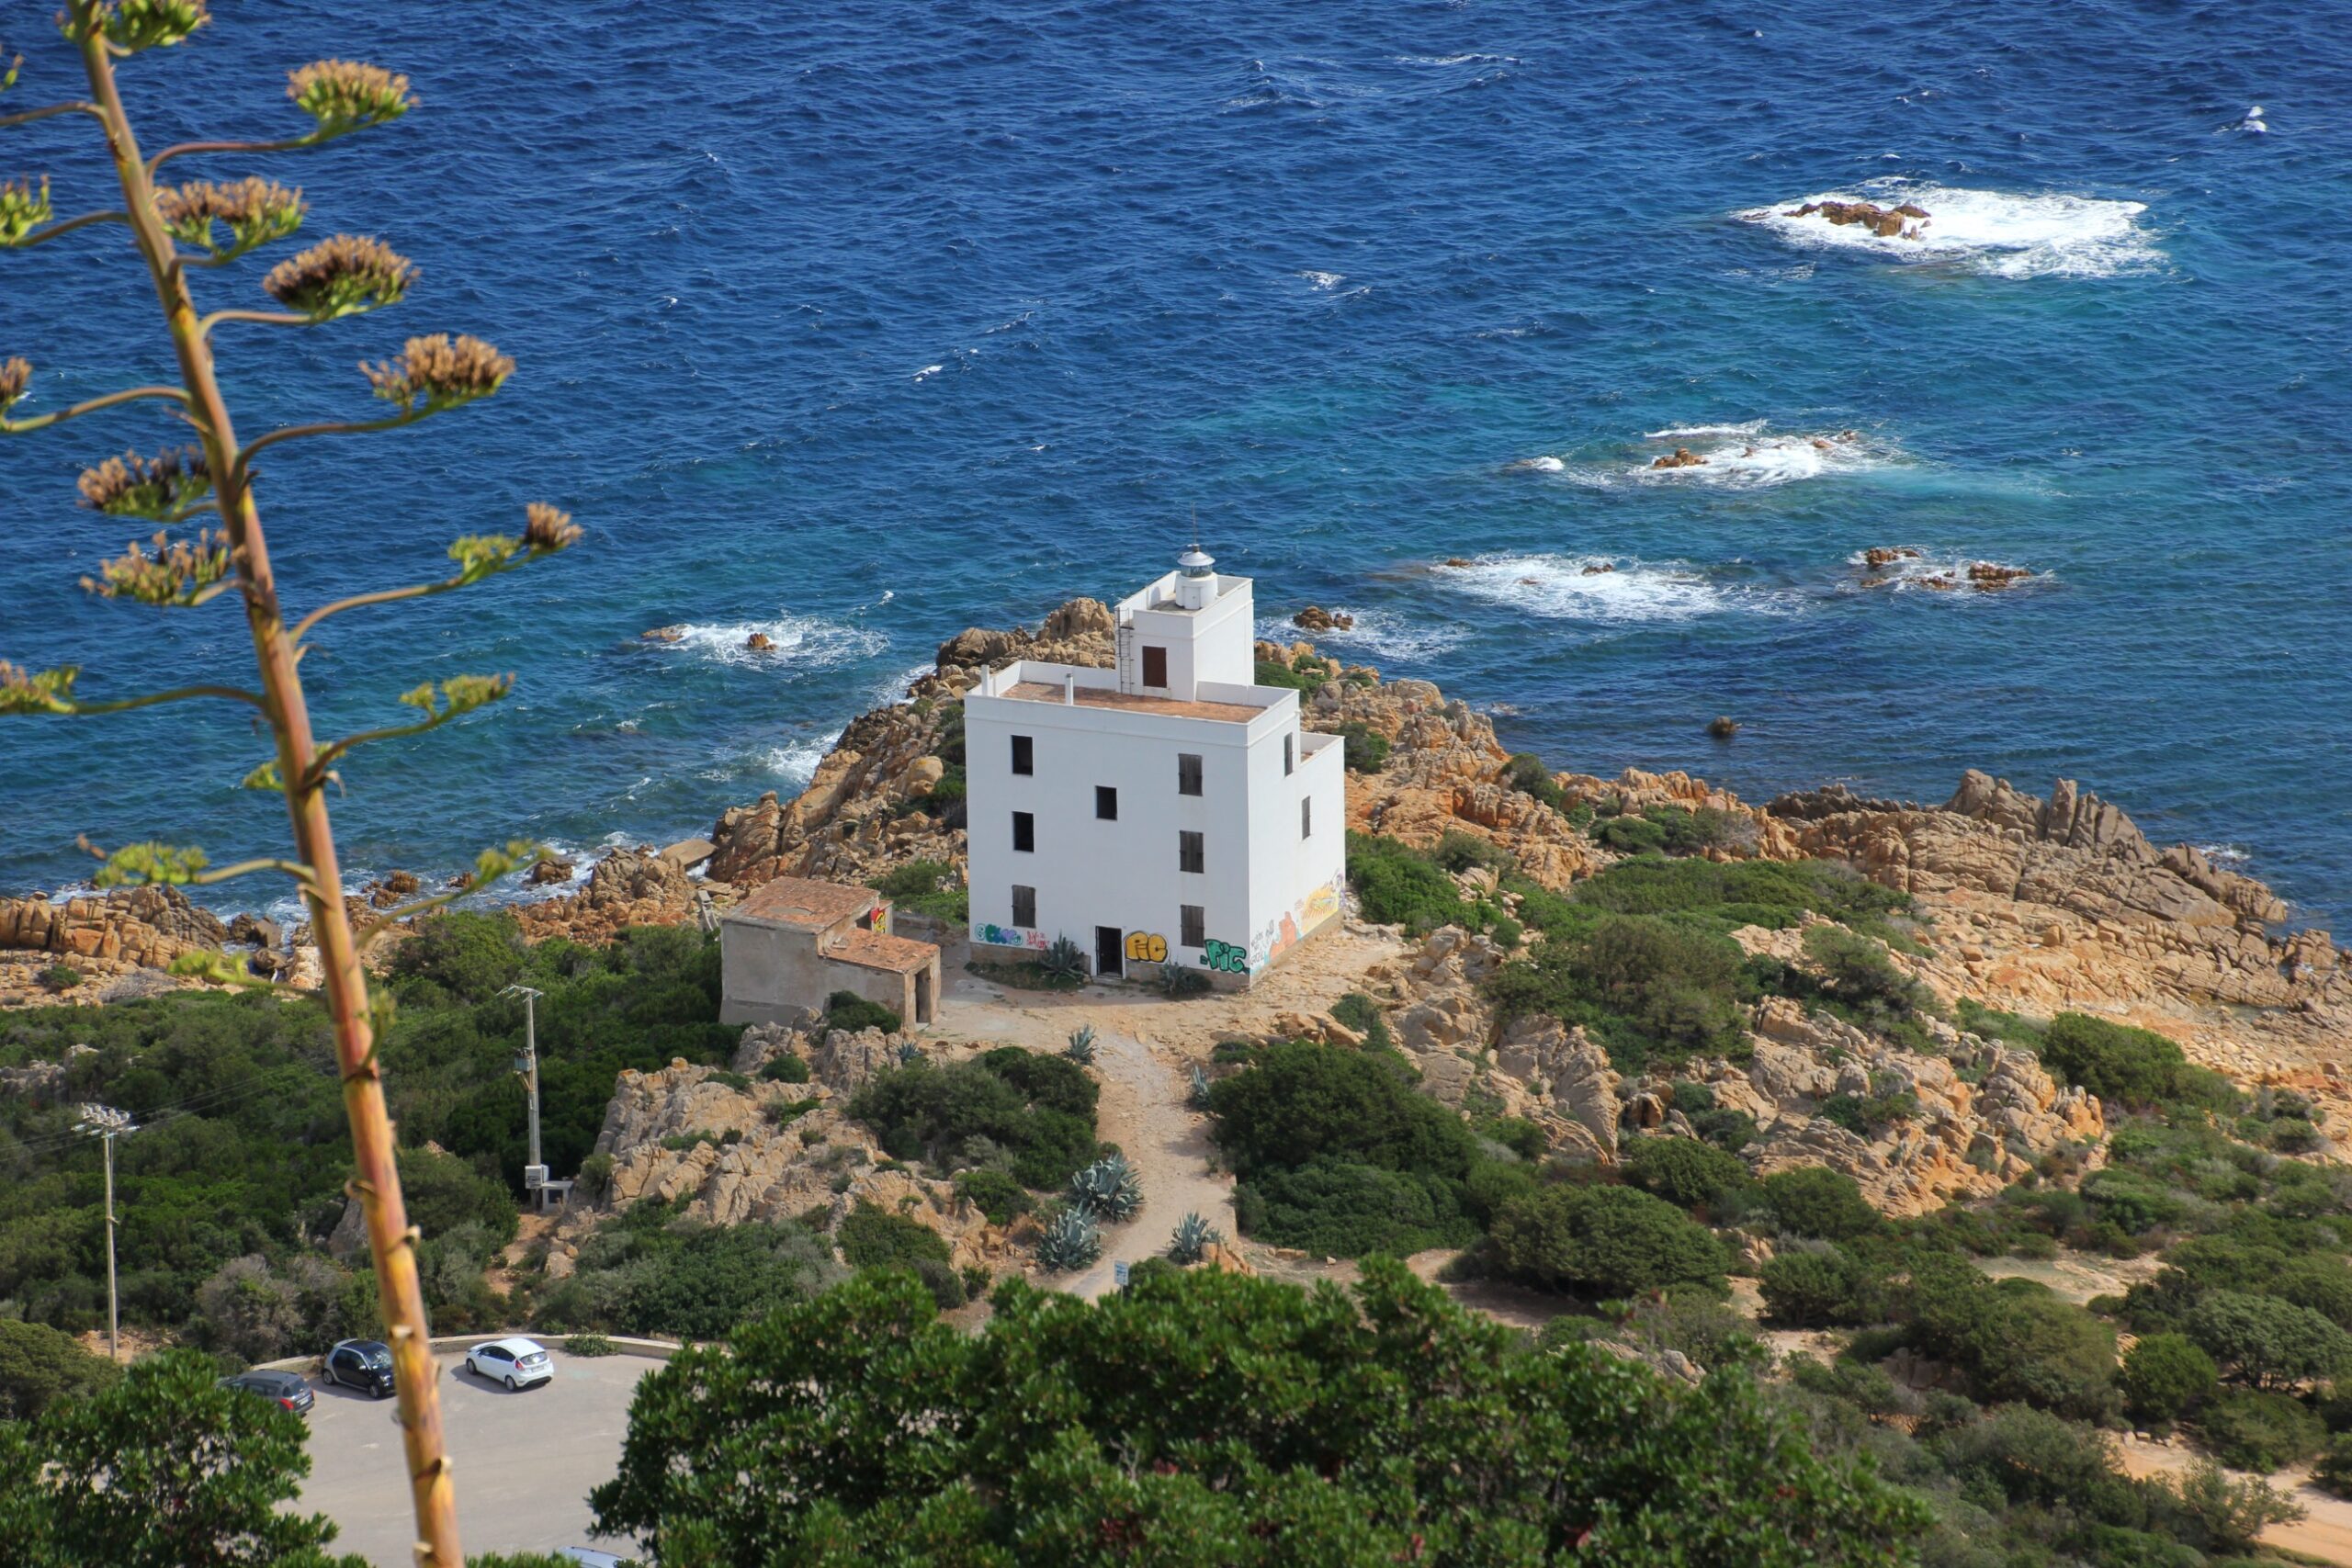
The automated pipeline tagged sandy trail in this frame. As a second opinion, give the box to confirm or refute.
[2117,1436,2352,1564]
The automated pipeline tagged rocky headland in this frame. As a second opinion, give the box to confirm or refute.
[6,592,2346,1225]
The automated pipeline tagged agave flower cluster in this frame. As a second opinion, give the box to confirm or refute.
[1069,1153,1142,1224]
[60,0,211,53]
[264,233,413,321]
[395,672,513,721]
[288,59,413,135]
[76,446,212,520]
[83,527,234,606]
[154,176,304,261]
[0,357,28,417]
[0,176,52,247]
[446,502,580,585]
[363,333,513,413]
[0,660,78,716]
[1035,1206,1102,1273]
[1064,1023,1098,1065]
[1167,1211,1223,1266]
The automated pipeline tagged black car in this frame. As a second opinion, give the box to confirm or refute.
[218,1369,315,1416]
[322,1337,398,1399]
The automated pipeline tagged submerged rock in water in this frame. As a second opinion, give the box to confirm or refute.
[1293,605,1355,632]
[1650,446,1707,469]
[1783,198,1928,240]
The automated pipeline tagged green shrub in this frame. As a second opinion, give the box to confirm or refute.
[0,1318,121,1420]
[820,989,901,1035]
[2314,1433,2352,1499]
[2038,1013,2196,1109]
[2188,1289,2352,1390]
[1502,752,1563,809]
[953,1168,1032,1226]
[867,859,968,924]
[2198,1386,2325,1471]
[2122,1332,2218,1423]
[1906,1256,2119,1422]
[390,909,525,1001]
[1593,815,1668,855]
[1482,1117,1547,1163]
[396,1145,519,1250]
[538,1210,841,1341]
[1329,992,1394,1051]
[1758,1167,1881,1242]
[838,1202,953,1271]
[1347,831,1468,932]
[565,1332,620,1357]
[912,1257,966,1311]
[1691,1107,1758,1153]
[1252,658,1321,692]
[759,1054,812,1084]
[1236,1159,1475,1258]
[40,964,80,991]
[1800,925,1936,1020]
[1337,722,1391,773]
[1208,1041,1475,1183]
[849,1050,1101,1192]
[1484,913,1750,1073]
[1623,1135,1751,1212]
[1487,1184,1729,1298]
[1758,1248,1882,1328]
[1668,1080,1715,1115]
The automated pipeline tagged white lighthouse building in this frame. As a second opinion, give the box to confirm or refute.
[962,547,1346,987]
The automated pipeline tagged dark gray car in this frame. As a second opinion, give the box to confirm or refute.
[219,1369,316,1416]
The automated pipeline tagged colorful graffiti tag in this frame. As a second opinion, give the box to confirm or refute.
[1125,931,1169,964]
[976,923,1049,952]
[1203,939,1250,975]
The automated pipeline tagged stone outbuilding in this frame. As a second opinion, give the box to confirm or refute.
[718,877,940,1029]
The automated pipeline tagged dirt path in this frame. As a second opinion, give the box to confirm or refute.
[2116,1436,2352,1564]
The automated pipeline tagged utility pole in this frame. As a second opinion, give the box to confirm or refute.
[500,986,547,1202]
[73,1102,137,1363]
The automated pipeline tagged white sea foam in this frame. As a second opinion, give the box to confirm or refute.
[1839,548,2047,596]
[1298,270,1345,290]
[1256,608,1465,662]
[2197,842,2254,869]
[1505,455,1566,473]
[1431,555,1736,624]
[763,736,838,784]
[1568,426,1894,491]
[913,363,945,380]
[1740,183,2162,279]
[652,613,885,671]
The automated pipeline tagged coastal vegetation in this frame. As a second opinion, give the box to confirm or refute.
[0,7,584,1555]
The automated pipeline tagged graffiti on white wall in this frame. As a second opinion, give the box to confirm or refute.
[1125,931,1170,964]
[976,923,1049,952]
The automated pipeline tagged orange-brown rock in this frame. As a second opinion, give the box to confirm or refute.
[1785,199,1928,240]
[1966,561,2033,588]
[745,631,775,651]
[0,884,227,968]
[1293,605,1355,632]
[1650,446,1707,469]
[513,845,695,943]
[1864,547,1921,568]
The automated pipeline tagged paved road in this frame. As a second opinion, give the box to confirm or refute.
[299,1348,658,1566]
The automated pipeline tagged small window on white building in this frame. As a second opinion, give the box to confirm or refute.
[1012,735,1034,775]
[1142,646,1169,687]
[1283,733,1294,775]
[1181,904,1205,947]
[1179,830,1204,874]
[1095,785,1118,820]
[1177,752,1203,795]
[1012,885,1036,928]
[1301,797,1312,839]
[1012,811,1035,852]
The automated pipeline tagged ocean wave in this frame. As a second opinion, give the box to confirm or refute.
[1526,426,1894,491]
[1840,548,2047,596]
[1739,183,2161,279]
[1431,555,1745,624]
[1298,270,1346,289]
[650,613,886,671]
[1256,608,1466,662]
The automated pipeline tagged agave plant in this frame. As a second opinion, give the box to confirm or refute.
[1187,1065,1213,1111]
[1069,1153,1143,1224]
[1064,1023,1098,1065]
[1039,933,1087,984]
[1035,1205,1102,1272]
[1159,963,1210,998]
[896,1042,924,1066]
[1168,1211,1224,1266]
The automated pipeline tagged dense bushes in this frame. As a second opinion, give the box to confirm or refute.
[0,1320,120,1421]
[587,1261,1929,1566]
[2038,1012,2222,1110]
[1487,1184,1729,1298]
[866,860,968,925]
[533,1201,841,1341]
[837,1202,951,1271]
[1486,914,1750,1071]
[1758,1167,1883,1242]
[820,988,900,1035]
[1758,1247,1883,1328]
[848,1047,1100,1190]
[1906,1255,2119,1422]
[2122,1333,2219,1423]
[1207,1042,1529,1258]
[1346,831,1480,933]
[1623,1134,1750,1212]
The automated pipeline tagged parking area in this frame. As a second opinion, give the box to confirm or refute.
[298,1346,661,1566]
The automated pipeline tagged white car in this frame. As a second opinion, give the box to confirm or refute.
[464,1337,553,1390]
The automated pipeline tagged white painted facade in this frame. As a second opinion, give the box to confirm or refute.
[962,550,1346,986]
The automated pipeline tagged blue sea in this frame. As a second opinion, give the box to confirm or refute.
[4,2,2348,931]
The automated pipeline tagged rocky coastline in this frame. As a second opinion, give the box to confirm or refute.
[5,591,2345,1135]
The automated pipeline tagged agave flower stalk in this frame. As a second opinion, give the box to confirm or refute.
[0,13,563,1563]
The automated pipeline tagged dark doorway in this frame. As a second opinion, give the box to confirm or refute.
[913,968,932,1025]
[1094,926,1124,978]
